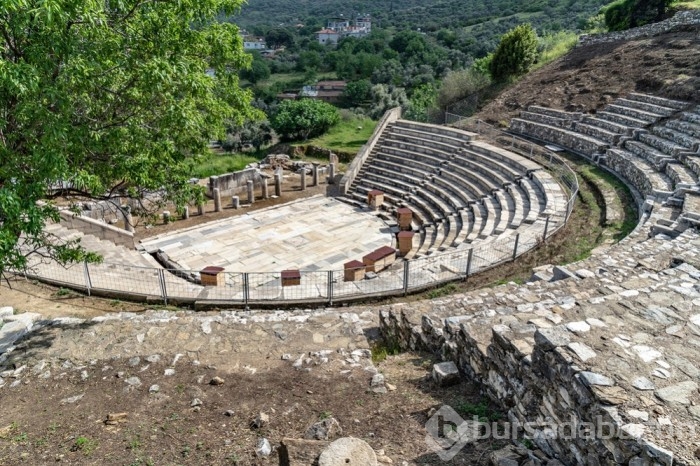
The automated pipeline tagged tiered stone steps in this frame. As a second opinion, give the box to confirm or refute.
[344,119,568,257]
[510,94,698,229]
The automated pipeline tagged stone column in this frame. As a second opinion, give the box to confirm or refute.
[247,180,255,204]
[182,206,190,220]
[312,163,319,186]
[274,173,282,197]
[213,188,222,212]
[197,203,205,216]
[232,196,240,209]
[328,163,336,185]
[261,177,269,199]
[162,210,171,224]
[123,206,135,233]
[300,168,307,191]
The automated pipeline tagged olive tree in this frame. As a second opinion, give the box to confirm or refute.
[0,0,256,276]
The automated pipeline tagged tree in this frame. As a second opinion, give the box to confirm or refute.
[369,84,409,119]
[0,0,256,277]
[489,24,538,82]
[222,120,274,152]
[603,0,672,31]
[434,69,492,118]
[404,84,439,123]
[343,80,373,107]
[271,99,340,141]
[265,28,295,49]
[241,54,271,83]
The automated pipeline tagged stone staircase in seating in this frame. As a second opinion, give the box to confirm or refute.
[341,119,568,259]
[510,92,700,237]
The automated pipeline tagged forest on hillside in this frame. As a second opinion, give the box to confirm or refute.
[233,0,611,51]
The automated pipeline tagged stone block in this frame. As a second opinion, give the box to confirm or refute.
[534,327,571,351]
[432,361,460,387]
[397,207,412,230]
[343,260,365,282]
[281,269,301,287]
[362,246,396,273]
[367,190,384,210]
[200,266,225,286]
[278,438,330,466]
[552,266,579,282]
[397,231,414,256]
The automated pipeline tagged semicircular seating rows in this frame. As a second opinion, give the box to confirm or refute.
[509,92,700,235]
[341,120,569,258]
[21,118,571,304]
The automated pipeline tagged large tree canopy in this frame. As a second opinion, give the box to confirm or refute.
[0,0,256,276]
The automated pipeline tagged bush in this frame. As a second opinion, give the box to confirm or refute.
[489,24,538,82]
[603,0,672,31]
[271,99,340,141]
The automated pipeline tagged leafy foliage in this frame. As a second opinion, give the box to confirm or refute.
[0,0,256,275]
[602,0,672,31]
[489,24,539,82]
[271,99,340,141]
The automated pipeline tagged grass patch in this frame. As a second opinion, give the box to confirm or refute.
[190,151,261,179]
[301,116,378,154]
[673,0,700,9]
[71,436,98,455]
[426,283,458,299]
[536,31,579,69]
[371,339,402,363]
[455,400,503,422]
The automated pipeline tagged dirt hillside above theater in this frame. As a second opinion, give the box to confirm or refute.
[477,25,700,125]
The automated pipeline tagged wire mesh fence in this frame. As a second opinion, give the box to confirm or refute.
[17,117,577,306]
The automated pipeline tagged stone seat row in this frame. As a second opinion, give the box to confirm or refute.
[510,94,699,203]
[346,120,567,258]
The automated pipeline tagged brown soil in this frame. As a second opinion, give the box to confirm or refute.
[478,27,700,125]
[0,352,505,465]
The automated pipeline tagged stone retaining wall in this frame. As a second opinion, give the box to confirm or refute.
[208,168,261,198]
[378,224,700,465]
[58,210,135,249]
[579,10,700,47]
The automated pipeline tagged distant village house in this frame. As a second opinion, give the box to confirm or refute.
[299,81,348,104]
[316,15,372,45]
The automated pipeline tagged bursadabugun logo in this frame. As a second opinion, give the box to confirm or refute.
[424,405,480,461]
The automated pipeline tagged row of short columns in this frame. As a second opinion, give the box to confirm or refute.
[137,159,338,228]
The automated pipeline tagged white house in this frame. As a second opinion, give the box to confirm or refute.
[316,15,371,45]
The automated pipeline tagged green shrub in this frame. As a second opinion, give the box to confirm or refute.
[489,24,538,82]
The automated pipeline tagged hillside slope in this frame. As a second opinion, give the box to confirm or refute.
[477,25,700,124]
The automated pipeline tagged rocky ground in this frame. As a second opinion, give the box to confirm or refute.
[0,305,509,465]
[477,27,700,125]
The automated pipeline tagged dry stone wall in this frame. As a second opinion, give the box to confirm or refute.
[380,225,700,465]
[579,10,700,47]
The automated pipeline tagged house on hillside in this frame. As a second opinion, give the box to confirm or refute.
[299,80,347,104]
[316,15,372,45]
[239,31,268,51]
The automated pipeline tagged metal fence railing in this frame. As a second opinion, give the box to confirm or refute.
[20,117,578,307]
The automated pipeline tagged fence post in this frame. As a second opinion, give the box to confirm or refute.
[512,233,520,261]
[543,215,551,241]
[83,261,92,296]
[465,248,473,280]
[327,270,334,305]
[158,269,168,306]
[403,260,410,295]
[243,273,250,310]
